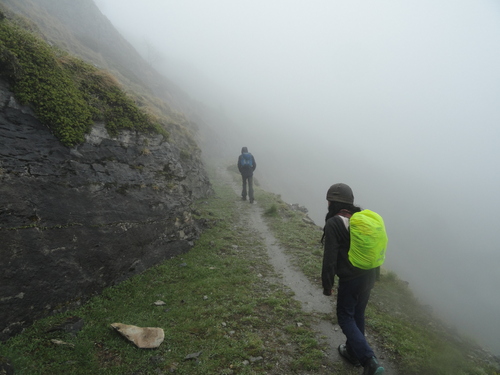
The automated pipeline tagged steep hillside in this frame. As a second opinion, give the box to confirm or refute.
[0,1,212,339]
[0,0,187,113]
[0,0,242,158]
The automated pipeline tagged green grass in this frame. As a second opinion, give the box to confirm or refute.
[243,168,500,375]
[2,165,499,374]
[0,173,328,375]
[264,204,279,217]
[254,184,324,282]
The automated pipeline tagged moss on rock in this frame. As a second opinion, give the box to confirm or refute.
[0,15,165,146]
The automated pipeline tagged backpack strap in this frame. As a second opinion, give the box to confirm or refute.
[335,210,352,231]
[336,209,352,219]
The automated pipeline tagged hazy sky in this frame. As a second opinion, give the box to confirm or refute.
[94,0,500,178]
[94,0,500,353]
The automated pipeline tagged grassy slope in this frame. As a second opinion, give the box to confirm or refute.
[0,6,196,147]
[0,168,326,375]
[250,167,500,375]
[1,165,499,375]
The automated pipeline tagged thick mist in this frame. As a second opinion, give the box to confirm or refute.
[94,0,500,354]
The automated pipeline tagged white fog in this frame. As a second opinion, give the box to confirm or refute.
[93,0,500,354]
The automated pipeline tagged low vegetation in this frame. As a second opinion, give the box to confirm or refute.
[251,169,500,375]
[0,9,167,146]
[0,173,328,375]
[1,166,499,374]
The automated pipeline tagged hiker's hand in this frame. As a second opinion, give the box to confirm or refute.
[323,288,333,296]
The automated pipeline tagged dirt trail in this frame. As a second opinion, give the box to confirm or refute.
[219,167,398,374]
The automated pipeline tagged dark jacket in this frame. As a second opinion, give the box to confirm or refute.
[321,215,372,292]
[238,152,256,177]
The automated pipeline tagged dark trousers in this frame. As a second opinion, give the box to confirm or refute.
[241,174,254,200]
[336,270,376,365]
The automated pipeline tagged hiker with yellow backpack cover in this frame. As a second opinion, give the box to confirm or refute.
[321,183,388,375]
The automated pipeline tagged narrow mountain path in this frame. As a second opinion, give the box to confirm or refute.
[217,166,399,374]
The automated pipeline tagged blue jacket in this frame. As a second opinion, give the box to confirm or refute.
[238,152,256,177]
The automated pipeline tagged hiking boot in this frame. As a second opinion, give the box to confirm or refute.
[338,344,361,367]
[363,356,384,375]
[249,198,254,204]
[241,196,247,201]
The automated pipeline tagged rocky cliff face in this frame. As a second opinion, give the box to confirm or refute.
[0,80,212,339]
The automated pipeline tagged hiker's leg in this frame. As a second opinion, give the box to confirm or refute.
[241,175,247,199]
[248,175,254,202]
[353,270,376,335]
[337,274,375,365]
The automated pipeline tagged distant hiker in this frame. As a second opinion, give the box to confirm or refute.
[237,147,256,203]
[321,183,386,375]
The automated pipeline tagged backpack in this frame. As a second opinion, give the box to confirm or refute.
[239,153,253,168]
[340,209,388,270]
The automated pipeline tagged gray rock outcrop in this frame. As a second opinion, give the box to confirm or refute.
[0,80,212,339]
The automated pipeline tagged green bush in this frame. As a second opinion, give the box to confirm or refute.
[264,204,279,217]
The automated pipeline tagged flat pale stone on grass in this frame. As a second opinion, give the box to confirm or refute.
[111,323,165,349]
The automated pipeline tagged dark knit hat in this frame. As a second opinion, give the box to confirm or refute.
[241,147,248,153]
[326,183,354,204]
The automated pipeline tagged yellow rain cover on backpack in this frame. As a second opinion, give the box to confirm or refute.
[348,210,388,270]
